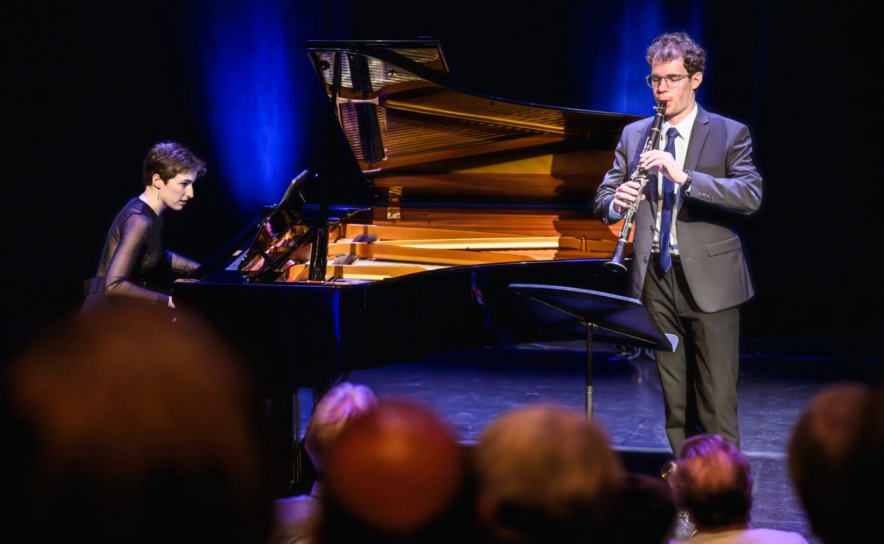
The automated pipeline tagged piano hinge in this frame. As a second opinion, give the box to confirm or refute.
[386,186,402,220]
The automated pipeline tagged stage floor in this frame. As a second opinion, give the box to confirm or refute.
[301,339,883,544]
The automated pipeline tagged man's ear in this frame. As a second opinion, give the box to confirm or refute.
[692,71,703,91]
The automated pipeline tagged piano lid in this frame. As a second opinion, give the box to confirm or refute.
[307,40,641,182]
[186,41,645,284]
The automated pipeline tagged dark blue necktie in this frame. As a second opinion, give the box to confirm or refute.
[659,127,679,272]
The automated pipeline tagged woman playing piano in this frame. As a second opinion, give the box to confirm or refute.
[80,142,206,318]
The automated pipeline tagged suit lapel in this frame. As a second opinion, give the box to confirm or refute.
[684,105,710,171]
[677,106,710,212]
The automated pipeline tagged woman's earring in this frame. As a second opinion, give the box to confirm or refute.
[156,186,160,201]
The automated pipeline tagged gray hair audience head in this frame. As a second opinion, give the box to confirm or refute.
[787,381,884,544]
[1,305,275,544]
[304,382,378,477]
[668,434,753,530]
[472,403,624,543]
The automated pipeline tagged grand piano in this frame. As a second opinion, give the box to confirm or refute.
[174,39,642,488]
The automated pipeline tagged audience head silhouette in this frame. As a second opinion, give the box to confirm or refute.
[1,305,274,544]
[315,397,474,543]
[305,382,378,479]
[472,403,624,543]
[595,472,677,544]
[788,381,884,544]
[268,382,378,544]
[668,434,753,530]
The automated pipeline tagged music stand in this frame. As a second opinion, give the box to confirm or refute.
[508,283,676,419]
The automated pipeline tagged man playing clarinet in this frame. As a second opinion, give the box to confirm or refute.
[593,32,763,456]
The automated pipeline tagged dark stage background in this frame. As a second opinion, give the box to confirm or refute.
[2,1,882,364]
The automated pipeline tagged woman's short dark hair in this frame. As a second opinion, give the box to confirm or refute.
[646,32,706,75]
[142,142,207,187]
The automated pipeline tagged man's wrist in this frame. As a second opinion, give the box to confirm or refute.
[682,170,693,193]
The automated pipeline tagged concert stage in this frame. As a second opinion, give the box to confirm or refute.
[298,338,884,544]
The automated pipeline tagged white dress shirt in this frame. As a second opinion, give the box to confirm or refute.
[653,102,698,256]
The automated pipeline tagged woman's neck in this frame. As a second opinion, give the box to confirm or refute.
[139,189,165,215]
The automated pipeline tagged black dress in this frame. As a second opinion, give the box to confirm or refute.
[80,197,199,317]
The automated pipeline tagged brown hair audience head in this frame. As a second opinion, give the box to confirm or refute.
[315,397,473,543]
[668,434,753,530]
[1,305,274,544]
[787,381,884,543]
[472,403,624,544]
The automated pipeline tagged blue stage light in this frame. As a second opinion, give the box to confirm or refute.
[572,1,704,115]
[198,1,304,213]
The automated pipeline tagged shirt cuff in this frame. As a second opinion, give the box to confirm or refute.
[608,200,623,222]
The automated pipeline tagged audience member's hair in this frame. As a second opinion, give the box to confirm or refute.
[304,382,377,478]
[668,434,753,529]
[595,473,677,544]
[315,397,476,543]
[472,403,624,543]
[787,381,884,544]
[1,305,275,544]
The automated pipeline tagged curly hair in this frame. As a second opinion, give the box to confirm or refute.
[646,32,706,74]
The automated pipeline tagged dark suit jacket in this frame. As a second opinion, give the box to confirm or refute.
[593,105,762,313]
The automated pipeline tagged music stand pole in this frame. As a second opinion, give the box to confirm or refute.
[508,284,675,421]
[584,322,597,419]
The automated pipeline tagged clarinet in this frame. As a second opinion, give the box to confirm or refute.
[605,101,667,273]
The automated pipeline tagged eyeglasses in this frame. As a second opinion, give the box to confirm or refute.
[646,73,696,89]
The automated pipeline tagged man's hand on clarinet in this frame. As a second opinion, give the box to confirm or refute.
[613,181,643,215]
[640,150,688,184]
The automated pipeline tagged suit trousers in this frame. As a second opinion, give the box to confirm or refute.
[642,257,741,455]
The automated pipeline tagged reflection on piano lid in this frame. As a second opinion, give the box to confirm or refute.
[312,39,644,274]
[190,40,643,285]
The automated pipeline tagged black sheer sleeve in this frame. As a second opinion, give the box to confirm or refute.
[167,250,200,276]
[104,214,170,305]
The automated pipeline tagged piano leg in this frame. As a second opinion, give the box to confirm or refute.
[270,386,343,496]
[268,392,309,496]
